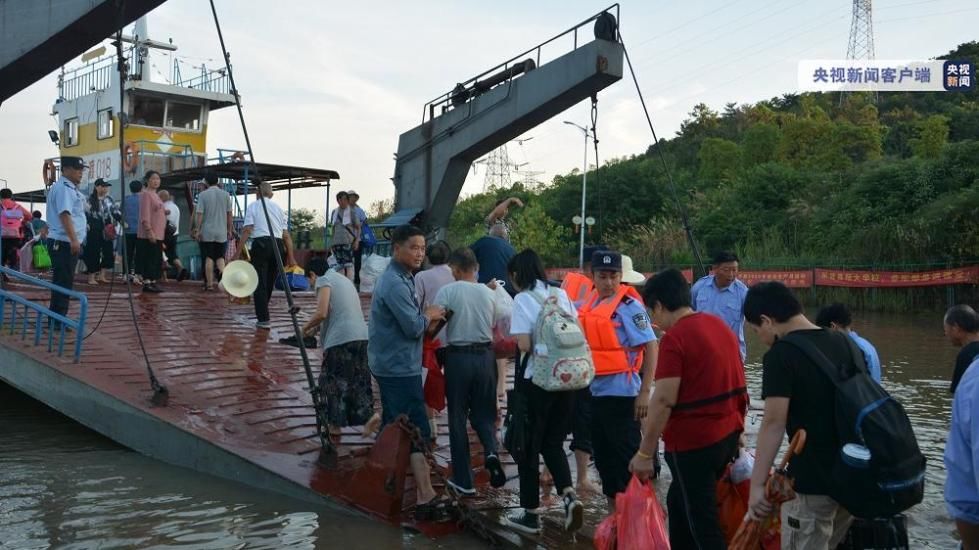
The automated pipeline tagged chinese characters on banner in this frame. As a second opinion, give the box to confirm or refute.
[739,270,813,288]
[814,267,979,288]
[944,60,975,92]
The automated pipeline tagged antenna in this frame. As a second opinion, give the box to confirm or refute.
[480,144,513,192]
[843,0,876,104]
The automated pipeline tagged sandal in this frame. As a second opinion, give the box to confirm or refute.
[413,494,454,522]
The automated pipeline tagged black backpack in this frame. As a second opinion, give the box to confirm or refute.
[781,332,925,519]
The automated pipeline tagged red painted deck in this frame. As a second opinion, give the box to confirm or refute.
[0,275,618,548]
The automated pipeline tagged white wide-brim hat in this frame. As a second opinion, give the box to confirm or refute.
[621,255,646,285]
[221,260,259,297]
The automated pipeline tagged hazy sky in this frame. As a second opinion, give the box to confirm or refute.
[1,0,975,220]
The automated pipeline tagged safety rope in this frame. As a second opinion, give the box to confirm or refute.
[110,6,168,406]
[207,0,335,461]
[617,30,707,275]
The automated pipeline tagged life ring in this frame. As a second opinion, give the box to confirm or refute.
[42,159,57,187]
[122,141,140,173]
[229,151,246,162]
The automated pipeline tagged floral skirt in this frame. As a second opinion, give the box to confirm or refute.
[318,340,373,427]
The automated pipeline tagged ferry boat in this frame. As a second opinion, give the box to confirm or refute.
[0,4,632,547]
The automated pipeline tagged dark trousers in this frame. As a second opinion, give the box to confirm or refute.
[1,237,21,270]
[84,221,114,273]
[48,239,78,316]
[516,377,575,509]
[570,386,593,455]
[664,430,740,550]
[124,233,138,274]
[251,237,284,322]
[135,238,162,280]
[444,345,498,489]
[353,244,364,286]
[592,395,641,498]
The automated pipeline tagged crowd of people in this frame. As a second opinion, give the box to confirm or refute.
[16,161,979,548]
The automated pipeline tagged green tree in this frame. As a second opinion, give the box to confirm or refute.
[697,137,741,184]
[289,208,319,233]
[910,115,950,159]
[742,123,780,166]
[510,201,572,267]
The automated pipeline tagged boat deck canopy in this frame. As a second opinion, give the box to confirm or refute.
[161,161,340,194]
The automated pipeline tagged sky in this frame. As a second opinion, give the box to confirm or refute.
[1,0,976,222]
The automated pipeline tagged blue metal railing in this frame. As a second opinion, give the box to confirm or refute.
[0,266,88,363]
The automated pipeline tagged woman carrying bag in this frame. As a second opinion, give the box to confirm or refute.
[84,178,120,285]
[503,249,585,536]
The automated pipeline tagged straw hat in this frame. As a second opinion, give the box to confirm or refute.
[621,255,646,285]
[220,260,259,297]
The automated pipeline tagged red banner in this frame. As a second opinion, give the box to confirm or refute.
[815,267,979,287]
[739,270,813,288]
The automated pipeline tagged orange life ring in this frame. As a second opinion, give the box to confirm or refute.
[229,151,246,162]
[42,159,57,186]
[123,141,139,173]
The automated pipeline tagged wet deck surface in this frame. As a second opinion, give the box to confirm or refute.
[0,274,628,548]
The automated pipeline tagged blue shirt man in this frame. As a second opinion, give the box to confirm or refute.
[46,156,88,317]
[366,224,445,512]
[945,355,979,527]
[470,224,516,294]
[691,252,748,360]
[816,303,883,383]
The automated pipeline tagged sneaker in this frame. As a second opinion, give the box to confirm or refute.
[486,454,506,488]
[142,283,162,293]
[504,509,541,535]
[562,490,583,532]
[446,479,476,497]
[256,321,272,330]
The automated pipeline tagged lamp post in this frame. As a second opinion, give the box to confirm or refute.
[564,120,590,269]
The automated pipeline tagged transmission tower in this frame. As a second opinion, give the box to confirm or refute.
[843,0,876,104]
[481,145,513,192]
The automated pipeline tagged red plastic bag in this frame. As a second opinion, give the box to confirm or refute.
[492,319,517,359]
[716,464,751,544]
[616,476,670,550]
[422,336,446,412]
[594,514,617,550]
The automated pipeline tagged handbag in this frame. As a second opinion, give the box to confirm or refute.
[32,242,51,270]
[503,354,532,463]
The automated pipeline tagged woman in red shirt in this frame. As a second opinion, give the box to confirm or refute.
[629,268,748,550]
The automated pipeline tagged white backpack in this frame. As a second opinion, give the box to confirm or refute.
[528,287,594,391]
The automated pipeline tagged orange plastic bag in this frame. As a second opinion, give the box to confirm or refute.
[615,476,670,550]
[717,464,751,544]
[593,514,617,550]
[422,336,446,412]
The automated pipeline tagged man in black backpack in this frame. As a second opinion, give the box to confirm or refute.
[743,282,854,549]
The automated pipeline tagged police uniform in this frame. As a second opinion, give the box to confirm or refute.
[579,251,657,498]
[691,274,749,360]
[45,157,88,316]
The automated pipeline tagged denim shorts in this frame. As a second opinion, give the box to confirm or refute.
[374,373,429,450]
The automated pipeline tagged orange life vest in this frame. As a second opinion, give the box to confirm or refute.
[561,271,595,305]
[578,285,645,377]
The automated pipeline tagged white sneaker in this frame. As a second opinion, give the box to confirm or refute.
[562,489,583,532]
[446,478,476,497]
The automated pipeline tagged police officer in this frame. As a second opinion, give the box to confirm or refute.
[46,156,88,317]
[578,250,658,509]
[691,251,749,361]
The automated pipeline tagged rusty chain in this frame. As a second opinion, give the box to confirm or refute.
[395,416,504,546]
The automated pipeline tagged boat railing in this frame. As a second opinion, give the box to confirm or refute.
[421,4,620,123]
[59,56,116,101]
[0,266,89,363]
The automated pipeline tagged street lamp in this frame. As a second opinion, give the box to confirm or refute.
[564,120,591,269]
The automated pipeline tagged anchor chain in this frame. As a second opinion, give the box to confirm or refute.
[396,417,503,546]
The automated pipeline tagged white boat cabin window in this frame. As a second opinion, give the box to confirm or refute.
[131,96,165,127]
[64,118,79,147]
[97,109,114,139]
[165,101,202,131]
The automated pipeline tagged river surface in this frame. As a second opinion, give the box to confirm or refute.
[0,312,961,549]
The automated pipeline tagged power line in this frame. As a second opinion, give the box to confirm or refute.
[632,0,747,48]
